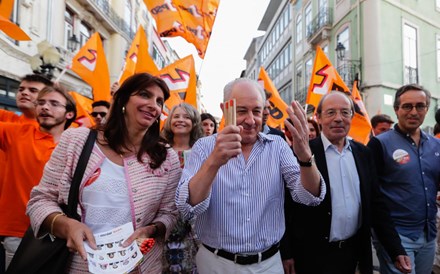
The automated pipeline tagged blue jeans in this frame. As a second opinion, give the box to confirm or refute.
[373,231,435,274]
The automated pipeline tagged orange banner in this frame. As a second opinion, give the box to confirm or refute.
[119,25,158,84]
[158,55,197,108]
[0,15,30,41]
[71,33,110,102]
[144,0,219,59]
[258,67,289,129]
[68,91,94,128]
[307,46,371,144]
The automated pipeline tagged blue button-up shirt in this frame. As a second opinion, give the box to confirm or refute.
[176,133,326,254]
[368,126,440,241]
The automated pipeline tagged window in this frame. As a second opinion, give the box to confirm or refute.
[0,76,20,110]
[64,9,74,50]
[79,22,92,47]
[152,44,165,69]
[305,58,313,87]
[305,3,312,37]
[336,27,349,66]
[296,14,302,44]
[437,36,440,80]
[403,23,418,84]
[437,0,440,10]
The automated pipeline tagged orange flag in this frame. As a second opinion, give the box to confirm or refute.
[0,0,14,18]
[119,25,159,84]
[306,46,350,107]
[71,32,110,102]
[0,15,30,41]
[307,46,371,144]
[158,55,197,108]
[349,80,372,144]
[258,67,289,129]
[68,91,95,128]
[144,0,219,59]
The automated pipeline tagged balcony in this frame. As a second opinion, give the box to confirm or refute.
[294,86,307,106]
[76,0,134,40]
[336,63,359,87]
[306,8,333,45]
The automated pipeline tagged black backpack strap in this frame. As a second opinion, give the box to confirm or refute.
[66,130,97,220]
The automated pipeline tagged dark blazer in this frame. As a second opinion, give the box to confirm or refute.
[281,136,405,274]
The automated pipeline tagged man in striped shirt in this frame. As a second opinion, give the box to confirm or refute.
[176,78,325,273]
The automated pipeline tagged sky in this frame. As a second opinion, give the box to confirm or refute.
[164,0,271,117]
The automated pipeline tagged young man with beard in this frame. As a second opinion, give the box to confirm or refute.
[0,85,76,271]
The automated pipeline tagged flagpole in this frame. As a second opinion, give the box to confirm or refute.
[54,64,70,84]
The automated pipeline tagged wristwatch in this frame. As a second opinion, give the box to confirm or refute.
[297,154,314,167]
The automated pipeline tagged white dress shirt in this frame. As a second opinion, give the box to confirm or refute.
[321,134,362,242]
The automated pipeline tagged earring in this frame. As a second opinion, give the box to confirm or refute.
[122,106,125,113]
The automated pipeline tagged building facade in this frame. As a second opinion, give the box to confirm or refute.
[243,0,294,104]
[244,0,440,129]
[0,0,177,111]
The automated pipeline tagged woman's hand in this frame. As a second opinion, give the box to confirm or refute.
[45,213,96,261]
[63,218,96,260]
[122,224,159,248]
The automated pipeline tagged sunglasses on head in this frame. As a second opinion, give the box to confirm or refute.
[91,112,107,118]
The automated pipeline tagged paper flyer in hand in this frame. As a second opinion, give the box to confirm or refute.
[84,222,142,274]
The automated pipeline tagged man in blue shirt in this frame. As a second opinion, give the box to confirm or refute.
[368,84,440,274]
[176,78,325,273]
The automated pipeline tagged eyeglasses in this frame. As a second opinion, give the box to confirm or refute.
[399,103,428,112]
[322,109,353,118]
[91,112,107,118]
[35,100,66,108]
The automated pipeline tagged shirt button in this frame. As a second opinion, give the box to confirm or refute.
[133,188,138,193]
[422,172,425,175]
[328,212,331,215]
[246,218,250,221]
[425,187,428,191]
[427,203,430,207]
[136,218,141,223]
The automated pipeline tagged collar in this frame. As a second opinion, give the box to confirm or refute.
[258,132,275,142]
[321,132,351,152]
[262,124,270,134]
[393,124,428,142]
[34,126,54,141]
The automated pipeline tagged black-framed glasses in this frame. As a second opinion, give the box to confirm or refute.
[399,103,428,112]
[91,112,107,118]
[35,100,66,108]
[322,108,353,118]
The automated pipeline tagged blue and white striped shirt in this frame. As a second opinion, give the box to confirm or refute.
[176,133,326,254]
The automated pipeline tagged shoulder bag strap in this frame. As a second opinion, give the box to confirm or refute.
[66,129,97,220]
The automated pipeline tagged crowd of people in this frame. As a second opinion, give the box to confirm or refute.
[0,72,440,274]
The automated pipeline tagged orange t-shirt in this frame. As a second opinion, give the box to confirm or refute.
[0,123,55,237]
[0,110,38,203]
[435,133,440,139]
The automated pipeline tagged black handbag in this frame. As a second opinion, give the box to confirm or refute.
[6,130,97,274]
